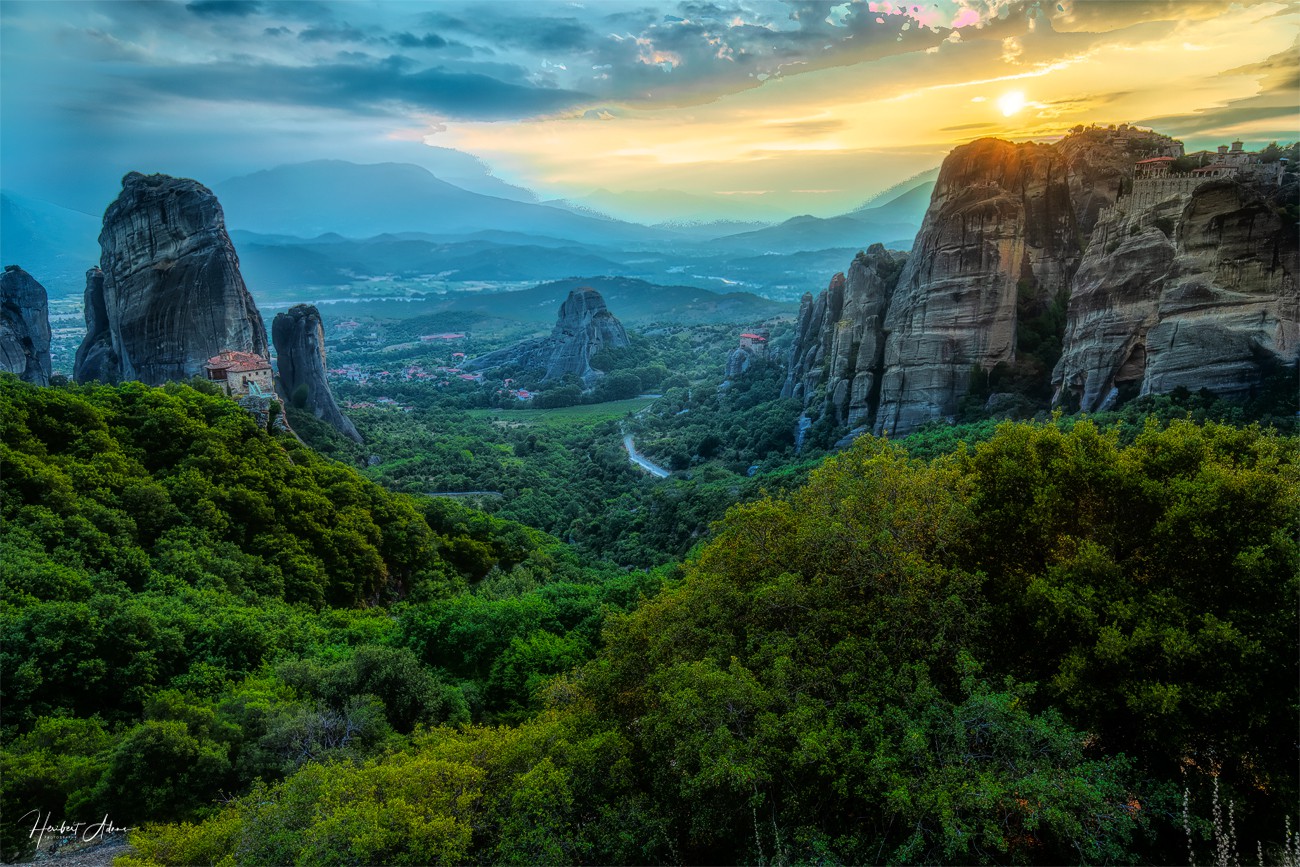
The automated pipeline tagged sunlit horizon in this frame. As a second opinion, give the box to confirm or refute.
[1,0,1296,223]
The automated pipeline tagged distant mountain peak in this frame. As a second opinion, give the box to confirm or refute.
[212,160,676,245]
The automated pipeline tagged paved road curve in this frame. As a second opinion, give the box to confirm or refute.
[623,434,670,478]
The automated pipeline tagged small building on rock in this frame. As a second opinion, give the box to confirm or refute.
[205,350,273,397]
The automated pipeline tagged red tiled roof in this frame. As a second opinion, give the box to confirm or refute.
[740,333,767,340]
[205,350,271,373]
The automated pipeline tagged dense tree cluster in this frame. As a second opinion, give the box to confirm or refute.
[110,417,1295,865]
[0,377,655,860]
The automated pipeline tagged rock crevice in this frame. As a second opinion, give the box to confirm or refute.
[781,244,905,430]
[1054,178,1298,410]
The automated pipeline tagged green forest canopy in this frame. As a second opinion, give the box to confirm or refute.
[2,373,1293,864]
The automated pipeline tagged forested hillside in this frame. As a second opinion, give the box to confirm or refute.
[5,376,1289,865]
[0,377,660,861]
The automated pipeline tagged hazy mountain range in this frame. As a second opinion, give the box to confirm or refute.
[0,192,100,288]
[0,155,934,302]
[397,276,798,330]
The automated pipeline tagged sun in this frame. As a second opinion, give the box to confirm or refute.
[998,91,1026,117]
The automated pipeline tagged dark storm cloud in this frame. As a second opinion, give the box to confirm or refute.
[120,56,592,120]
[299,24,369,43]
[186,0,261,17]
[392,31,448,49]
[421,11,599,53]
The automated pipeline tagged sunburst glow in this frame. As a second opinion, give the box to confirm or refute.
[998,91,1027,117]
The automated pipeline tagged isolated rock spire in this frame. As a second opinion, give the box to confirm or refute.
[273,304,362,443]
[75,171,268,385]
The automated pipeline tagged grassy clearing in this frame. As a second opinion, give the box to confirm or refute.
[467,397,658,426]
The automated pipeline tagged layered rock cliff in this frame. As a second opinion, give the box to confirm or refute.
[75,172,268,385]
[1054,177,1298,409]
[874,136,1094,435]
[784,125,1296,437]
[273,304,362,443]
[781,245,904,429]
[0,265,52,385]
[466,287,629,387]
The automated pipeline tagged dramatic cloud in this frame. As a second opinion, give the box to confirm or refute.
[1138,38,1300,138]
[120,57,593,120]
[391,32,449,49]
[186,0,262,18]
[1,0,1295,220]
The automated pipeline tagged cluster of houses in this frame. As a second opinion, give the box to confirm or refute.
[342,397,414,412]
[498,378,535,401]
[324,355,483,386]
[1134,139,1284,181]
[204,326,775,413]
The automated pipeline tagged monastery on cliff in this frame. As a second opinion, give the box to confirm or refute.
[204,351,273,397]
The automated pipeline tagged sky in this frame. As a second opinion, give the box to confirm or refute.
[1,0,1297,222]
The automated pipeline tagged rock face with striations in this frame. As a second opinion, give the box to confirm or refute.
[0,265,53,385]
[784,125,1296,437]
[782,245,904,428]
[1054,178,1298,410]
[273,304,362,443]
[724,347,753,380]
[465,287,629,387]
[74,172,268,385]
[873,137,1092,435]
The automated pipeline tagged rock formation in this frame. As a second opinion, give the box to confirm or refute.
[874,136,1095,435]
[0,265,52,385]
[75,172,268,385]
[723,331,770,383]
[272,304,361,443]
[724,347,754,380]
[784,125,1297,437]
[782,246,903,428]
[236,393,294,436]
[73,266,118,383]
[465,287,629,387]
[1055,178,1298,410]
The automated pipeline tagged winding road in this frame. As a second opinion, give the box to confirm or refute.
[623,434,670,478]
